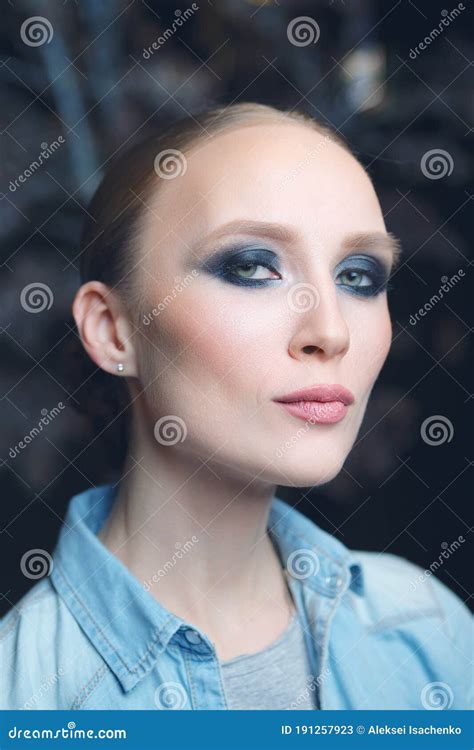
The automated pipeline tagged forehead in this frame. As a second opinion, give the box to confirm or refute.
[145,122,385,246]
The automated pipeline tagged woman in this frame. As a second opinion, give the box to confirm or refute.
[1,102,471,711]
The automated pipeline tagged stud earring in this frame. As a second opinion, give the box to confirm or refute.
[116,363,125,373]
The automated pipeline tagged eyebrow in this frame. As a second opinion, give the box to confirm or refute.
[341,230,402,269]
[197,220,402,268]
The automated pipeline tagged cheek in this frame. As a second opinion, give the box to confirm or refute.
[140,286,280,400]
[348,301,392,389]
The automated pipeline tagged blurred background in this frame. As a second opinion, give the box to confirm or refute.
[1,0,472,615]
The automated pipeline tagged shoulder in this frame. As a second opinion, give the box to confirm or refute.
[0,579,107,709]
[347,551,473,709]
[352,548,472,632]
[351,549,473,691]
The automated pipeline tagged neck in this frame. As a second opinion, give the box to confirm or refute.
[97,433,290,633]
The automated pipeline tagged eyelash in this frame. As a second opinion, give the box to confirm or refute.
[205,247,392,297]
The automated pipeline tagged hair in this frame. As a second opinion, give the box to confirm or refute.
[68,101,351,463]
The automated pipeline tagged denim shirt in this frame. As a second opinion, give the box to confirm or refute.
[1,484,472,710]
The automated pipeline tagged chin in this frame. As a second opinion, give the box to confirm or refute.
[264,452,347,489]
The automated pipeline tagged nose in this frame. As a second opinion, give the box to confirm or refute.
[287,278,350,362]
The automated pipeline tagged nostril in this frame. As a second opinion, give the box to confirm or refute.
[302,345,320,354]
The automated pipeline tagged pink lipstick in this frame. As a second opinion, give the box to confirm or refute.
[273,384,354,425]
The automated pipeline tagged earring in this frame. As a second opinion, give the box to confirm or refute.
[116,363,125,373]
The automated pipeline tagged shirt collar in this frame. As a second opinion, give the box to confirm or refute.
[50,483,364,693]
[268,497,364,599]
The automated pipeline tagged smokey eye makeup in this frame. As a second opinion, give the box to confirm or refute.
[200,244,393,297]
[200,245,281,288]
[334,254,393,298]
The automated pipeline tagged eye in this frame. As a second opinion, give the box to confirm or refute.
[227,261,280,281]
[202,246,282,287]
[337,269,372,288]
[335,255,390,298]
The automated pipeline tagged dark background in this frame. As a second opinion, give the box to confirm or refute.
[1,0,472,616]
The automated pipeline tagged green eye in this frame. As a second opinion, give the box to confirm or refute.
[234,263,258,278]
[335,255,390,297]
[338,270,371,287]
[230,263,277,280]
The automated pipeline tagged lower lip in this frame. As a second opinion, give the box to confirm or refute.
[275,400,349,424]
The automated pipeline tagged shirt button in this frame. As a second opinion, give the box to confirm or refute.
[325,575,343,588]
[184,628,201,645]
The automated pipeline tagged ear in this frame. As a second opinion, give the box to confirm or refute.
[72,281,138,378]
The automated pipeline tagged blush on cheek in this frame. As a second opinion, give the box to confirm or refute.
[141,293,246,387]
[158,289,277,376]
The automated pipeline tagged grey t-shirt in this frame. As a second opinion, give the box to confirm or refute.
[220,610,316,710]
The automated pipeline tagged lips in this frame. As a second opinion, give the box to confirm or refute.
[274,384,354,405]
[273,384,354,424]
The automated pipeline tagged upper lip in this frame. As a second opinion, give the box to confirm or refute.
[274,384,355,405]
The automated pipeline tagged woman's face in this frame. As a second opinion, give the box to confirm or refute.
[133,121,395,487]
